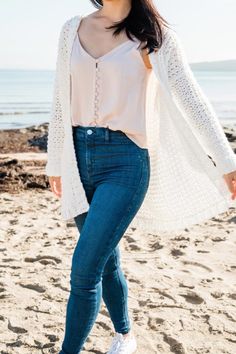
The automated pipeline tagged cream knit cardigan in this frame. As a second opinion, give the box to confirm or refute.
[45,14,236,234]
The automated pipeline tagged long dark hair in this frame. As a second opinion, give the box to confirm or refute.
[89,0,170,54]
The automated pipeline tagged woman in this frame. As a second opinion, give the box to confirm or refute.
[46,1,236,353]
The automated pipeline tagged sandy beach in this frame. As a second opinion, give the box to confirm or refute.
[0,123,236,354]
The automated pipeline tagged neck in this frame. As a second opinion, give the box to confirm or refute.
[98,0,132,22]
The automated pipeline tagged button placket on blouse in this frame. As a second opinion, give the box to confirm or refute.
[93,60,100,126]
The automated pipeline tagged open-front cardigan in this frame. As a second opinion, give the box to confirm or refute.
[45,14,236,234]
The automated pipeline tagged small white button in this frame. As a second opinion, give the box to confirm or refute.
[87,129,93,135]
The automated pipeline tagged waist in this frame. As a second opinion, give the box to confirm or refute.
[72,125,143,145]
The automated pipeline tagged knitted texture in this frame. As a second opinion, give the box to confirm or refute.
[45,24,65,177]
[45,15,236,234]
[166,30,236,175]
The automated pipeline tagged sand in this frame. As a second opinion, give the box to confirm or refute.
[0,123,236,353]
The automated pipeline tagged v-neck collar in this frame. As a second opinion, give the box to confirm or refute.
[76,15,140,61]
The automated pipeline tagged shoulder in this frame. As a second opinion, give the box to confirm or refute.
[161,26,181,50]
[60,14,81,32]
[55,14,82,47]
[156,25,184,62]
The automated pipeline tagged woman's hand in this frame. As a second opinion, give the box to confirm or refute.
[223,171,236,200]
[48,176,62,198]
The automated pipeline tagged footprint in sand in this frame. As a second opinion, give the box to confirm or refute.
[228,293,236,300]
[161,332,186,354]
[5,339,24,349]
[135,259,147,264]
[129,278,142,285]
[6,228,16,236]
[8,319,28,334]
[96,321,111,331]
[150,287,176,302]
[53,283,69,292]
[24,255,62,265]
[148,316,165,330]
[2,258,15,262]
[171,248,185,257]
[9,219,18,225]
[150,240,164,251]
[179,291,204,304]
[210,291,224,299]
[125,235,136,243]
[179,281,195,290]
[173,235,190,242]
[17,282,46,293]
[200,278,214,285]
[129,244,141,251]
[211,236,227,242]
[0,282,8,299]
[181,260,213,272]
[124,243,141,251]
[45,334,60,343]
[138,299,149,307]
[25,305,51,314]
[197,250,210,253]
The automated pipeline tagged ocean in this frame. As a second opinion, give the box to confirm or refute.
[0,68,236,130]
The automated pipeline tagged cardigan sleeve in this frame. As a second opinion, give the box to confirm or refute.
[165,29,236,176]
[45,23,66,177]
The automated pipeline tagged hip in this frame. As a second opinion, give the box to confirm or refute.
[72,125,150,188]
[72,125,149,161]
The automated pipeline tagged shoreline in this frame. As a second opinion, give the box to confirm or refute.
[0,122,236,194]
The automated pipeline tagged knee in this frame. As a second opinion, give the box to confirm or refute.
[69,270,101,296]
[102,263,121,278]
[102,248,120,277]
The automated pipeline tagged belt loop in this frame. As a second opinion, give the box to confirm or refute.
[105,126,109,142]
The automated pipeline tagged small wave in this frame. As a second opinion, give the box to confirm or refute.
[0,101,51,105]
[0,111,50,115]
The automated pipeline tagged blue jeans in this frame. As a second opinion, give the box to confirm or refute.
[59,125,150,354]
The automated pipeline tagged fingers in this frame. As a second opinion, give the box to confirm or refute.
[49,178,54,193]
[226,175,236,199]
[54,179,62,198]
[224,172,236,199]
[231,180,236,200]
[48,177,62,198]
[228,179,235,194]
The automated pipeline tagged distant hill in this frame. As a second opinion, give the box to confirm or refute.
[190,59,236,71]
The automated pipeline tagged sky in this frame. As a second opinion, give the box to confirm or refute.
[0,0,236,70]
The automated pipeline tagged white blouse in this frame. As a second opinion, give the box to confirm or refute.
[70,31,152,148]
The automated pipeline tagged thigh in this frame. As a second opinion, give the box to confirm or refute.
[70,155,150,283]
[74,212,121,278]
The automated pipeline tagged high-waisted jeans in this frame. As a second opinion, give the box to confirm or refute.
[59,125,150,354]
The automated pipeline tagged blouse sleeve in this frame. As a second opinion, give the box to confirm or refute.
[165,29,236,176]
[45,23,66,177]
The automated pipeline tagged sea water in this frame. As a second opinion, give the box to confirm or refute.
[0,68,236,130]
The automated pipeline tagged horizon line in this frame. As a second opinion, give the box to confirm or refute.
[0,58,236,71]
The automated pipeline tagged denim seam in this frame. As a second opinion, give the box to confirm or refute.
[114,253,130,334]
